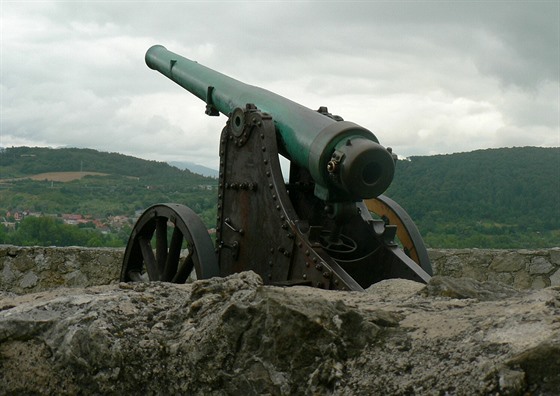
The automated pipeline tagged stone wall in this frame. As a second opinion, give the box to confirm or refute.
[0,245,122,295]
[429,248,560,289]
[1,245,559,294]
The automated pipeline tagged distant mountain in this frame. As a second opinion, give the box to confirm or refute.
[168,161,218,178]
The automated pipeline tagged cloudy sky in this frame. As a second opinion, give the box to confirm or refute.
[1,1,559,169]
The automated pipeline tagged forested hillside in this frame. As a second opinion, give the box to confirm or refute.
[0,147,217,246]
[385,147,559,248]
[1,146,558,248]
[0,146,210,182]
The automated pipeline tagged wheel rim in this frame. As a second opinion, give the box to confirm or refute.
[364,195,433,275]
[121,203,219,282]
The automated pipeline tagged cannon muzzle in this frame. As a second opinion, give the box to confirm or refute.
[146,45,395,201]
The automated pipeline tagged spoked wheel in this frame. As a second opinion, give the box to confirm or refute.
[120,203,219,283]
[364,194,433,276]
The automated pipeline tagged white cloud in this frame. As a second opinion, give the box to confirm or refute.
[1,1,558,170]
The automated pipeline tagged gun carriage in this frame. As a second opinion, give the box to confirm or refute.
[121,45,432,291]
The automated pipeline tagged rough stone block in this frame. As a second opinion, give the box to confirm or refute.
[513,271,532,290]
[20,272,39,289]
[550,248,560,265]
[528,257,554,275]
[550,268,560,287]
[531,276,548,290]
[490,252,526,272]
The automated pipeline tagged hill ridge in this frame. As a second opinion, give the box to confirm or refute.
[1,146,558,248]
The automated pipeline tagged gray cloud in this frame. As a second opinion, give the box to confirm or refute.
[1,1,558,168]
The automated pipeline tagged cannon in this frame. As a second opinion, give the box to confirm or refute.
[120,45,432,291]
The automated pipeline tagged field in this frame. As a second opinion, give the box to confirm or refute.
[2,172,109,183]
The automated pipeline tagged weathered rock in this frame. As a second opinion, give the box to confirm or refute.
[1,272,558,395]
[422,275,520,301]
[428,248,560,290]
[0,245,122,294]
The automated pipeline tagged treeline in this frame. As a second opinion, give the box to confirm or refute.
[1,146,559,249]
[0,146,209,182]
[385,147,559,248]
[0,217,128,247]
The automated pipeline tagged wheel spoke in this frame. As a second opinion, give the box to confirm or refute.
[139,235,159,280]
[155,217,168,274]
[172,249,194,283]
[162,226,183,281]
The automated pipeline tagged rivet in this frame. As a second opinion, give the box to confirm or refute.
[303,274,307,279]
[305,250,310,256]
[261,146,266,152]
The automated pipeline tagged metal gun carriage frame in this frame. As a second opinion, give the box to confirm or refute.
[121,46,432,291]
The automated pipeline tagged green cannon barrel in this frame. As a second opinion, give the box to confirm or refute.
[146,45,395,201]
